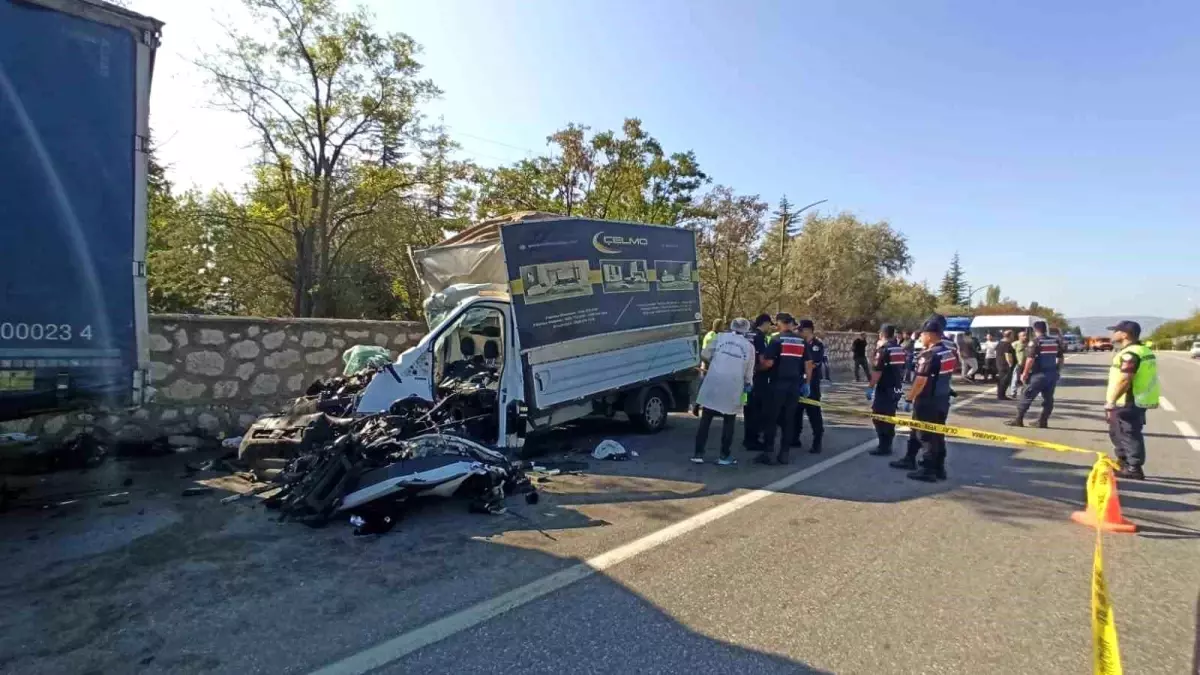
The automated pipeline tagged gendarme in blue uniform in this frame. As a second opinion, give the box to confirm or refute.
[1011,327,1064,428]
[907,338,956,481]
[868,335,907,455]
[792,333,825,452]
[758,326,807,463]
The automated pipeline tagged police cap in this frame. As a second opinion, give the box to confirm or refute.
[775,312,795,327]
[753,313,773,328]
[920,319,942,334]
[1032,320,1048,333]
[880,323,896,338]
[1106,320,1141,338]
[926,313,947,330]
[797,318,815,330]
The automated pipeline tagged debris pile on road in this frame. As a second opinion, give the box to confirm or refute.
[235,358,529,535]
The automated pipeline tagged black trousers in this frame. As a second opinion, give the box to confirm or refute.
[1109,406,1147,469]
[853,356,871,381]
[871,386,900,452]
[742,374,770,445]
[997,366,1014,398]
[1016,372,1058,423]
[761,385,798,456]
[904,399,950,461]
[793,386,825,447]
[694,408,737,459]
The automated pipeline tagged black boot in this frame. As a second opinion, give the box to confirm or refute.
[889,456,917,470]
[776,450,791,465]
[1004,418,1024,427]
[809,440,822,454]
[1035,418,1049,429]
[1114,466,1145,480]
[868,446,892,456]
[907,466,940,482]
[754,452,776,465]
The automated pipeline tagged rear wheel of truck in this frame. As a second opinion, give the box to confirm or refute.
[631,387,669,434]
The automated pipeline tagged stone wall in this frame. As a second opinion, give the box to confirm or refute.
[2,315,425,443]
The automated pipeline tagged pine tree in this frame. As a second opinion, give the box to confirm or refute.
[766,196,795,312]
[938,253,966,306]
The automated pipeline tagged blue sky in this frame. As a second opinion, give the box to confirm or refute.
[134,0,1200,318]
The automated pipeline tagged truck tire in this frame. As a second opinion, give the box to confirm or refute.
[631,386,669,434]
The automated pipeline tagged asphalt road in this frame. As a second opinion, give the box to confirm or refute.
[4,354,1198,674]
[322,353,1200,675]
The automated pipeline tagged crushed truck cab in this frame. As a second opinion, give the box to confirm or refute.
[356,213,702,450]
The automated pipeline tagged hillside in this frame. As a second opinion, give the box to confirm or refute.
[1068,316,1170,337]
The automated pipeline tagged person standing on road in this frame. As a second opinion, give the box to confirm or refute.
[995,330,1016,400]
[982,333,999,382]
[891,314,956,474]
[957,333,979,381]
[791,319,825,454]
[742,313,773,451]
[852,333,870,381]
[867,324,908,457]
[693,318,756,466]
[694,319,724,416]
[1104,321,1160,480]
[1010,330,1028,397]
[1007,320,1065,428]
[891,319,957,481]
[902,330,917,383]
[756,313,809,465]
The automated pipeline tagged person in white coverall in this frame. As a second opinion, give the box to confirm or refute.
[692,317,756,466]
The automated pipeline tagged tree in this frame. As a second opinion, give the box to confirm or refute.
[984,285,1001,306]
[938,253,966,306]
[754,196,794,313]
[688,187,768,326]
[878,279,937,331]
[474,119,707,225]
[782,212,912,329]
[199,0,439,317]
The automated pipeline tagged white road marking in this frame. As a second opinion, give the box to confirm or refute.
[1159,397,1176,412]
[311,378,997,674]
[1172,420,1200,452]
[309,440,877,675]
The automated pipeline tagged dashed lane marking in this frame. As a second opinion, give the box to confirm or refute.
[1172,420,1200,452]
[1160,397,1176,412]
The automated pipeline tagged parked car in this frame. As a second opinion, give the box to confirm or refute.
[1191,341,1200,359]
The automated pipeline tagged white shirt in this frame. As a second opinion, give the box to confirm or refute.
[696,332,755,415]
[983,339,999,359]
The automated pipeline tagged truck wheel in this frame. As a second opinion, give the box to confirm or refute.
[632,387,669,434]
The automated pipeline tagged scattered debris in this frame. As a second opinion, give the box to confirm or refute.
[592,439,633,461]
[342,345,392,376]
[221,436,243,449]
[181,487,214,497]
[220,483,279,504]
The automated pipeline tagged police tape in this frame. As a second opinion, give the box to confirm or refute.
[1085,458,1124,675]
[796,394,1125,674]
[797,396,1101,457]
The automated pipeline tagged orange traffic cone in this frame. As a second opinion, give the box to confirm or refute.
[1071,466,1137,534]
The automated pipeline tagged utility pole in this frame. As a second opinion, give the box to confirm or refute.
[776,198,828,313]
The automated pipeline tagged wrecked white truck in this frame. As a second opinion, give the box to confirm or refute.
[355,212,703,450]
[238,213,702,532]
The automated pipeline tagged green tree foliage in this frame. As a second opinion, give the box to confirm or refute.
[878,279,937,331]
[938,253,966,306]
[145,140,223,313]
[687,187,768,326]
[474,119,707,225]
[198,0,440,317]
[778,212,912,330]
[1148,312,1200,347]
[984,285,1001,305]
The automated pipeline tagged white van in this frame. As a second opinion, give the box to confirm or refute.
[968,315,1049,342]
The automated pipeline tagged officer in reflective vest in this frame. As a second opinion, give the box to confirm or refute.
[891,319,957,482]
[867,324,907,456]
[791,319,825,454]
[755,313,810,465]
[742,313,774,451]
[1006,320,1064,428]
[1104,320,1159,480]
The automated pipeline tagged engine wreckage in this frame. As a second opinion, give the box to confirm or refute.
[237,360,532,536]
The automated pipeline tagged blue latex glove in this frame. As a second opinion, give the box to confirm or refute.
[743,384,753,395]
[865,387,874,401]
[901,400,913,413]
[799,382,811,398]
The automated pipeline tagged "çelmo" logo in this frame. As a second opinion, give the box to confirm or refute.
[592,232,649,254]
